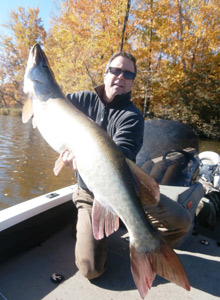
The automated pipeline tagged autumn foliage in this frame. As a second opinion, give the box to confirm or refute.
[0,0,219,138]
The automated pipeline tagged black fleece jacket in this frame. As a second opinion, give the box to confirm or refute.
[66,84,144,190]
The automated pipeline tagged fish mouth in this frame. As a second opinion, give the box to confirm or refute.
[31,43,47,66]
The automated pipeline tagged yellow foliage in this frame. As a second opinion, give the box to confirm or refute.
[0,0,219,118]
[0,6,47,107]
[45,0,134,92]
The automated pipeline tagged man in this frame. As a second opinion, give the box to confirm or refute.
[62,51,191,280]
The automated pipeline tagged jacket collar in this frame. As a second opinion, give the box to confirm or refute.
[95,84,131,109]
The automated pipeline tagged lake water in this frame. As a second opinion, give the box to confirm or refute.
[0,115,75,210]
[0,115,219,210]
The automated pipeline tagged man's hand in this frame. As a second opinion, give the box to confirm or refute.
[61,149,78,172]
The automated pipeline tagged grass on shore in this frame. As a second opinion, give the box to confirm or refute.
[0,107,22,117]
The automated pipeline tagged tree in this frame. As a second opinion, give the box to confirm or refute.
[0,1,219,138]
[120,0,131,51]
[45,0,136,93]
[132,0,220,124]
[0,6,46,107]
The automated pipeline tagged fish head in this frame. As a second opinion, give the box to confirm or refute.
[23,43,60,100]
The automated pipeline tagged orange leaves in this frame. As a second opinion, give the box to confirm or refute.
[44,0,134,93]
[0,0,219,120]
[0,6,47,108]
[130,0,220,114]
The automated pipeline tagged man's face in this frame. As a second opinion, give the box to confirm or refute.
[104,56,135,103]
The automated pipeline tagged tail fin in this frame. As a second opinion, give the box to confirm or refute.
[130,245,156,299]
[130,240,190,299]
[151,241,190,291]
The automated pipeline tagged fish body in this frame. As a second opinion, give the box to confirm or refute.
[23,44,190,298]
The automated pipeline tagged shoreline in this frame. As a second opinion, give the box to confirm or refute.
[0,107,22,117]
[0,108,219,140]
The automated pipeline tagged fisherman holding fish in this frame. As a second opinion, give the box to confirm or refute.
[61,52,192,280]
[23,44,192,297]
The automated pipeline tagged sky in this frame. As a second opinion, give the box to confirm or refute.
[0,0,62,34]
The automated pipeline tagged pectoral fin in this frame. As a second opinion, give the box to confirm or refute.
[22,98,33,123]
[53,155,65,176]
[126,159,160,206]
[92,199,119,240]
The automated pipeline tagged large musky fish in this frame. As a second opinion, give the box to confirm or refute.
[23,43,190,299]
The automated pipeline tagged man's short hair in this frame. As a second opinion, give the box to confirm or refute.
[105,51,137,74]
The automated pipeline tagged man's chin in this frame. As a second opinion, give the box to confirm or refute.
[113,87,124,95]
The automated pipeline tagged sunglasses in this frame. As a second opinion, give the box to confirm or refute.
[108,67,136,80]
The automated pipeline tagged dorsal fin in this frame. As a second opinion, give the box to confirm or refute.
[126,159,160,206]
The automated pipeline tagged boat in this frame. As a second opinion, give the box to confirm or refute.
[0,119,219,300]
[0,185,77,263]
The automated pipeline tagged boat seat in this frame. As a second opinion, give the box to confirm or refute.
[141,148,200,187]
[136,119,200,187]
[160,183,204,219]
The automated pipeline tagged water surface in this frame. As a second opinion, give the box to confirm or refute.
[0,115,75,210]
[0,115,219,210]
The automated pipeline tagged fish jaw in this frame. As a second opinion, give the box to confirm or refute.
[23,43,62,100]
[23,44,43,95]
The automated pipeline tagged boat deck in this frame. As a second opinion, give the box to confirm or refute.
[0,219,219,300]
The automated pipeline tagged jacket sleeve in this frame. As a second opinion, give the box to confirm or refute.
[113,113,144,162]
[66,92,87,114]
[66,91,98,121]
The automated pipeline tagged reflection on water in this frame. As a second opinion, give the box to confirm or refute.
[0,115,75,210]
[0,115,219,211]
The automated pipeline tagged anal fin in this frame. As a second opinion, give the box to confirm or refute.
[92,199,119,240]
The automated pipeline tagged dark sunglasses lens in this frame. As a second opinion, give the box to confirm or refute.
[109,67,136,79]
[124,71,136,79]
[109,67,121,76]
